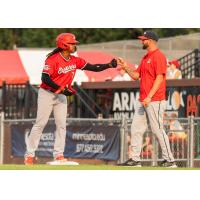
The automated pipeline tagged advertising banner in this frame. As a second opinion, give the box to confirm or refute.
[11,124,55,157]
[64,125,120,160]
[11,123,120,161]
[112,86,200,119]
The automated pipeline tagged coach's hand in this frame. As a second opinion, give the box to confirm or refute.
[142,97,152,107]
[117,57,128,69]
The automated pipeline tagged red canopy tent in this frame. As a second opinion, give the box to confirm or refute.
[0,50,29,86]
[0,50,135,86]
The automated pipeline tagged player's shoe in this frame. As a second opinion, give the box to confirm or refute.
[55,155,68,162]
[118,159,142,167]
[24,156,33,165]
[160,160,177,168]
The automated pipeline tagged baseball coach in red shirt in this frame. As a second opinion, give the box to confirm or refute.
[118,30,177,168]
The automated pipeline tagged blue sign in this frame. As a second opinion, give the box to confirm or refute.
[11,123,120,161]
[64,125,120,160]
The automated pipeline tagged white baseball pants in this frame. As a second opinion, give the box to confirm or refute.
[25,88,67,158]
[130,100,175,162]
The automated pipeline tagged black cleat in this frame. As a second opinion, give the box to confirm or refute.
[118,159,142,167]
[160,160,177,168]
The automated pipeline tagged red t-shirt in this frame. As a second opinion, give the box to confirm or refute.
[136,49,166,102]
[40,52,87,92]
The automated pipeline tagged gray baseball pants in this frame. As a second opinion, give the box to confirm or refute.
[130,100,175,162]
[25,88,67,158]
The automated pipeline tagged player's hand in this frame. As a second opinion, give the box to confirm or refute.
[109,58,118,68]
[142,97,152,107]
[62,87,76,96]
[55,86,65,94]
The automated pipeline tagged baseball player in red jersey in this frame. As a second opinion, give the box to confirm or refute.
[118,31,177,168]
[24,33,118,165]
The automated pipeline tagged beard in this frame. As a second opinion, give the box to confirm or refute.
[142,43,148,49]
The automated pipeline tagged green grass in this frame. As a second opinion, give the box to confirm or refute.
[0,164,199,170]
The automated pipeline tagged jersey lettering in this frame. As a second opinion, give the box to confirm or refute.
[58,65,76,74]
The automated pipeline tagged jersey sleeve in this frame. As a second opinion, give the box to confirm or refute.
[42,58,55,76]
[154,53,167,75]
[75,57,87,70]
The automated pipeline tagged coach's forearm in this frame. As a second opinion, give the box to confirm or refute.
[147,74,164,98]
[123,65,140,80]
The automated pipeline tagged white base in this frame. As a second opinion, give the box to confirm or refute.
[46,160,79,166]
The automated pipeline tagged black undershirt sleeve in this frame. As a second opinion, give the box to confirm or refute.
[41,73,60,90]
[83,63,112,72]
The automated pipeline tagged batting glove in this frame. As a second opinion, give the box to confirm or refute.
[109,59,118,68]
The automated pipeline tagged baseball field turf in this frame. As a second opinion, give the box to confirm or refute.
[0,164,198,170]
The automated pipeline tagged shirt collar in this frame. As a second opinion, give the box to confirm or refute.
[144,48,159,59]
[59,52,71,61]
[147,48,159,56]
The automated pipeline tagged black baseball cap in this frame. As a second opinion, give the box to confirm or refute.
[138,30,159,41]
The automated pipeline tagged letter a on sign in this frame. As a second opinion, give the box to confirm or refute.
[113,92,122,111]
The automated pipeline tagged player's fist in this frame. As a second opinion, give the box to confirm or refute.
[109,59,118,68]
[55,86,65,94]
[62,86,76,96]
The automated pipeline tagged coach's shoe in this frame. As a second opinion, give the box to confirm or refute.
[118,159,142,167]
[24,156,33,165]
[160,160,177,168]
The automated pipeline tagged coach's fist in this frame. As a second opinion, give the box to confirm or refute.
[117,57,127,67]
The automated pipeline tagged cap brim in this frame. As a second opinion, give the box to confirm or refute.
[138,36,148,40]
[74,40,79,44]
[70,40,79,44]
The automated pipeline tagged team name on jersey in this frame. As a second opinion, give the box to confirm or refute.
[58,65,76,74]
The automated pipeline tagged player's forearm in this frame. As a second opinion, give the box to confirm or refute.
[123,65,140,80]
[147,75,164,98]
[83,63,111,72]
[41,73,60,89]
[83,59,117,72]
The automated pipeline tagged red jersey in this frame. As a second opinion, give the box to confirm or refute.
[136,49,167,102]
[40,52,87,92]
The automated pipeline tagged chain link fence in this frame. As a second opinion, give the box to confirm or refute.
[0,114,125,164]
[0,112,200,167]
[193,118,200,167]
[124,116,197,167]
